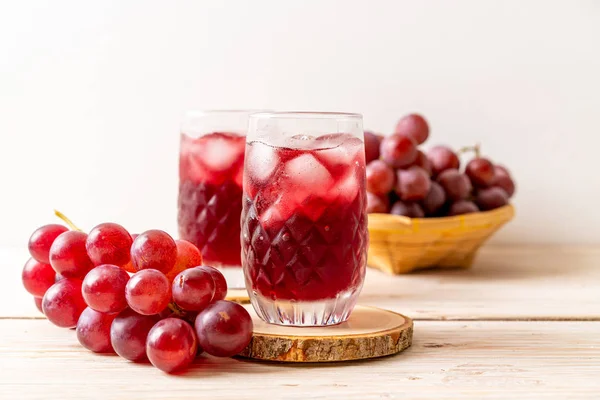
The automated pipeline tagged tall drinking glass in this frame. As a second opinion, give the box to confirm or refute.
[241,112,368,326]
[178,110,256,288]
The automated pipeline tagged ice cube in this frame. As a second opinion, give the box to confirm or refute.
[185,154,211,183]
[314,135,363,174]
[260,202,281,226]
[334,171,361,203]
[259,195,290,232]
[282,154,335,205]
[259,153,336,231]
[179,135,210,183]
[246,141,279,183]
[198,133,245,174]
[315,133,347,145]
[289,134,319,150]
[291,134,316,141]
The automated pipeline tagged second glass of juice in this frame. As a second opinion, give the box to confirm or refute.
[178,110,255,288]
[242,112,368,326]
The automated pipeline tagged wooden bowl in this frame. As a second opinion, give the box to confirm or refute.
[367,204,515,274]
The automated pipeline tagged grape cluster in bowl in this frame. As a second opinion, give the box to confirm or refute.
[22,217,253,374]
[365,114,516,218]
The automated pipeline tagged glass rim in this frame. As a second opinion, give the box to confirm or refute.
[249,111,362,120]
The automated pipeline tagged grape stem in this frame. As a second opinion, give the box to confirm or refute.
[458,143,481,158]
[167,302,187,317]
[54,210,83,232]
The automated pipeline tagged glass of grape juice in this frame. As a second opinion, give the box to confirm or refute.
[178,110,257,288]
[242,112,368,326]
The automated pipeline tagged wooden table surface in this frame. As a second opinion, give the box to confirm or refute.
[1,245,599,399]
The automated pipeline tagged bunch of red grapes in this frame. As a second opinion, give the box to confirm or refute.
[365,114,516,217]
[21,218,253,373]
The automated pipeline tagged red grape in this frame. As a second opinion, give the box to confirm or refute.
[194,300,253,357]
[110,308,160,362]
[364,131,381,163]
[366,160,395,195]
[390,201,425,218]
[448,200,479,216]
[366,192,390,213]
[466,157,496,187]
[495,165,510,177]
[379,134,418,168]
[146,318,198,373]
[197,266,228,302]
[437,169,472,201]
[475,187,509,211]
[22,258,56,297]
[34,297,43,314]
[125,269,171,315]
[42,278,86,328]
[76,307,117,353]
[82,264,130,314]
[413,150,433,176]
[172,268,215,312]
[394,113,429,145]
[49,231,94,278]
[494,166,516,197]
[86,223,132,267]
[422,181,447,215]
[121,233,140,273]
[395,166,431,201]
[165,240,203,282]
[28,224,68,264]
[130,230,177,274]
[427,146,460,176]
[494,175,515,198]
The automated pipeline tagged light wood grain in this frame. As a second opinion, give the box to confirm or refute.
[361,244,600,320]
[3,245,600,399]
[225,288,250,304]
[4,245,600,320]
[0,320,598,399]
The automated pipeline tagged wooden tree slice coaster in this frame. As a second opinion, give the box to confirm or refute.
[225,289,250,304]
[239,305,413,363]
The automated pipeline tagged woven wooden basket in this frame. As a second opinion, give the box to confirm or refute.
[367,204,515,274]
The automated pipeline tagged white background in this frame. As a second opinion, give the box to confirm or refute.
[1,0,598,246]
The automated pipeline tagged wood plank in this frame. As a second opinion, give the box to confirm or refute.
[0,320,598,399]
[4,245,600,320]
[360,245,600,320]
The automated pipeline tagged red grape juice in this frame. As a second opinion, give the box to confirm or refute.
[178,132,245,267]
[241,133,368,324]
